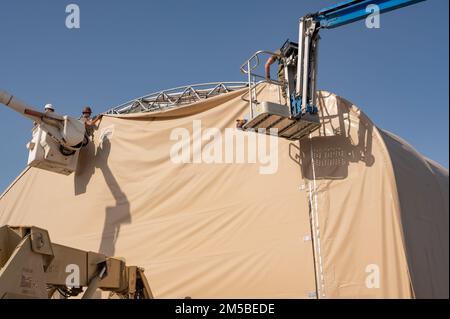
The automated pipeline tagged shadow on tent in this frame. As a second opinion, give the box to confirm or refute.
[289,91,375,180]
[74,135,131,257]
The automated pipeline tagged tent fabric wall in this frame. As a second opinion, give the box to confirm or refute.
[0,85,448,298]
[379,131,449,298]
[299,92,413,298]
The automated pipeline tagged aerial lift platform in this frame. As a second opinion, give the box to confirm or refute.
[0,91,88,175]
[239,0,426,140]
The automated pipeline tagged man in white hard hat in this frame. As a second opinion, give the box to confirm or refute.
[44,103,55,113]
[33,103,55,129]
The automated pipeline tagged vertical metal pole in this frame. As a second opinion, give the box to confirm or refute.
[296,19,304,95]
[311,35,320,113]
[301,32,310,114]
[248,60,253,118]
[253,74,257,106]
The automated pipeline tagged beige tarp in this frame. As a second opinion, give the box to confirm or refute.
[0,85,448,298]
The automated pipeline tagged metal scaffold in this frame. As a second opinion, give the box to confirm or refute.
[105,82,249,115]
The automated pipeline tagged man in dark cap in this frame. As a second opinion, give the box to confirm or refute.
[80,106,103,139]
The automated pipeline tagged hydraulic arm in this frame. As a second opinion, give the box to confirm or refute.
[293,0,426,117]
[0,225,153,299]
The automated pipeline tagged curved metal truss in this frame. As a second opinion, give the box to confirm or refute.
[106,82,249,115]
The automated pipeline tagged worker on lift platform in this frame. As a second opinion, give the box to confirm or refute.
[264,48,286,99]
[79,106,103,140]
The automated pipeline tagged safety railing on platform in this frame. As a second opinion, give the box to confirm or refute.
[240,50,284,119]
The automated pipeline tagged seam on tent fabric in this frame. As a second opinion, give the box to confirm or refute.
[307,182,320,299]
[374,125,415,298]
[0,166,31,200]
[308,135,326,299]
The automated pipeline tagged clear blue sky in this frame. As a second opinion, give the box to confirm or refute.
[0,0,448,191]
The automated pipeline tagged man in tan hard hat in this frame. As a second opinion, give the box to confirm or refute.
[80,106,103,139]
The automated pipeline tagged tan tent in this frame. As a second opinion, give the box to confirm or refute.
[0,85,448,298]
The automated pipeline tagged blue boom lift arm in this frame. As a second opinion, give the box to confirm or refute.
[293,0,426,117]
[316,0,426,29]
[240,0,426,140]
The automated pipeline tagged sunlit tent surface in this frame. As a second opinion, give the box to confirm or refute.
[1,85,448,298]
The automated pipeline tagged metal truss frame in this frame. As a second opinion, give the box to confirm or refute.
[106,82,248,114]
